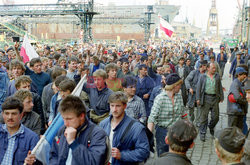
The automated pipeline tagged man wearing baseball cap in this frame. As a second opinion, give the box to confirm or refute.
[214,127,246,165]
[150,119,197,165]
[227,67,248,130]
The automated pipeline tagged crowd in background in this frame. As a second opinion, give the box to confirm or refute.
[0,38,249,165]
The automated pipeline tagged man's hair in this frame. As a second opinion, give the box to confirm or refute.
[36,49,43,54]
[140,56,148,62]
[108,91,128,104]
[55,75,69,88]
[48,56,54,60]
[68,56,78,64]
[2,96,23,113]
[167,138,190,153]
[207,62,215,68]
[41,57,49,62]
[93,69,107,80]
[163,64,170,69]
[92,55,99,61]
[59,79,76,92]
[51,66,67,81]
[237,72,248,77]
[199,53,205,56]
[58,57,66,64]
[14,89,33,102]
[59,95,86,116]
[30,58,42,67]
[105,63,118,74]
[122,75,137,88]
[214,139,243,163]
[15,75,32,89]
[54,53,61,60]
[10,59,26,71]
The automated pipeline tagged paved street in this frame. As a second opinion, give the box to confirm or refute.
[187,62,250,165]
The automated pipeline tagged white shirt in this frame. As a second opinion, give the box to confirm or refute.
[109,128,114,163]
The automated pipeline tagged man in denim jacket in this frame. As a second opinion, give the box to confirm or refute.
[0,96,39,165]
[0,57,9,112]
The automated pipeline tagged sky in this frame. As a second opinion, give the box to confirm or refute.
[0,0,246,31]
[168,0,241,31]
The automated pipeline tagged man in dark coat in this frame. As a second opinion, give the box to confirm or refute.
[196,62,224,141]
[185,60,207,123]
[136,64,155,117]
[227,67,248,130]
[149,119,197,165]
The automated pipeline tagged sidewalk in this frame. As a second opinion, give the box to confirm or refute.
[187,62,250,165]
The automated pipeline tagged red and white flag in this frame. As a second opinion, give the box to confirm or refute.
[159,15,174,37]
[20,35,39,63]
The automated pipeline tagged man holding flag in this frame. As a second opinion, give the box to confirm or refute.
[49,95,108,164]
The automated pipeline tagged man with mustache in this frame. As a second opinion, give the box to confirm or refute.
[0,96,39,165]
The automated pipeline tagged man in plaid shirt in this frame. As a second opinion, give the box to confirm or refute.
[148,73,188,156]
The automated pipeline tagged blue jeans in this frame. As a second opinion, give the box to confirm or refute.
[243,115,248,135]
[155,125,169,156]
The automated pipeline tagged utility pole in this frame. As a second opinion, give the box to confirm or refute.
[144,5,154,43]
[241,0,246,42]
[246,6,250,50]
[77,0,98,43]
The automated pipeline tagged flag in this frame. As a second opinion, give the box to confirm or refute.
[33,74,87,165]
[159,16,174,37]
[20,34,39,63]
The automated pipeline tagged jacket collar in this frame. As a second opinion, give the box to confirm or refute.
[160,152,191,163]
[1,124,25,138]
[108,113,128,131]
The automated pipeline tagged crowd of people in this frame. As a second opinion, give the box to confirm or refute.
[0,39,249,165]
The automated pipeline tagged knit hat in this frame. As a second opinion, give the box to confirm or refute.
[165,73,183,90]
[215,127,245,153]
[235,67,247,75]
[168,119,197,146]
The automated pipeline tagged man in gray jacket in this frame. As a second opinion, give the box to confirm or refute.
[227,67,248,130]
[185,60,207,123]
[196,62,224,141]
